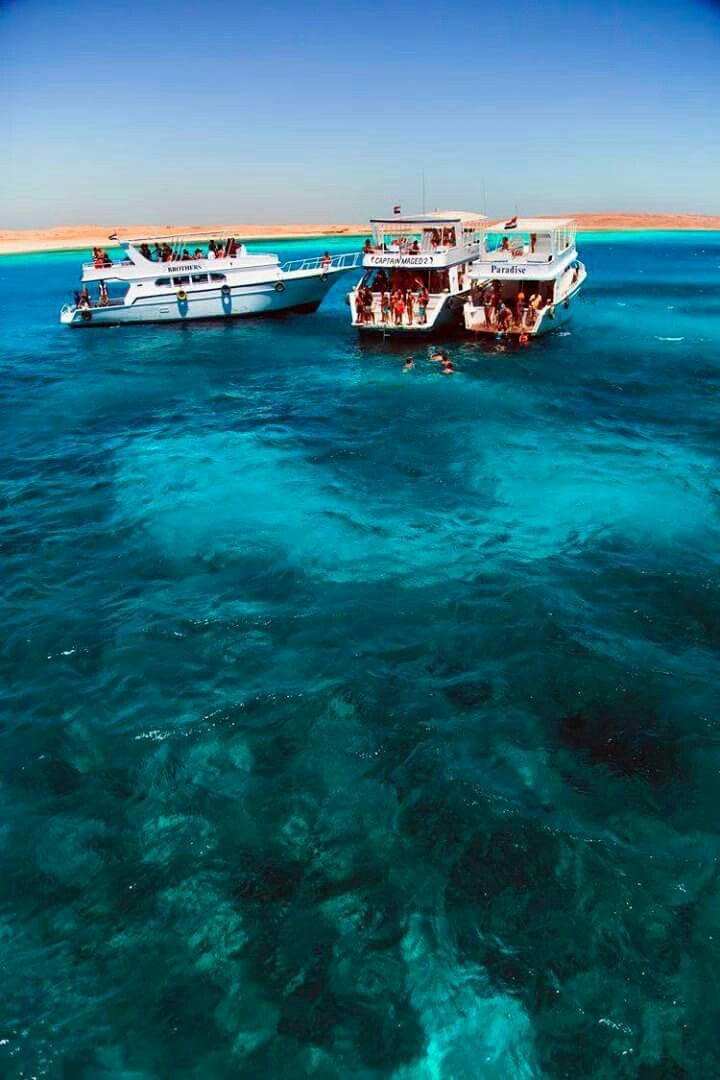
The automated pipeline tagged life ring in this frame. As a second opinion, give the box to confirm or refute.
[81,308,92,322]
[176,289,188,302]
[221,284,231,297]
[274,281,285,293]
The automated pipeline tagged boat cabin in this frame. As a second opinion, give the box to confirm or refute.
[362,211,486,266]
[469,218,579,298]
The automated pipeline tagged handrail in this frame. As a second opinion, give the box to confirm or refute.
[280,251,362,274]
[81,258,134,270]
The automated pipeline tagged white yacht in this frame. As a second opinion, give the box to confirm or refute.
[348,211,487,333]
[59,234,361,327]
[463,218,587,337]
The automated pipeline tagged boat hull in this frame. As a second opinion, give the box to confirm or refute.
[60,269,343,327]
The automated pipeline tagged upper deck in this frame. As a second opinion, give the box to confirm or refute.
[80,232,280,283]
[362,210,487,270]
[469,218,578,281]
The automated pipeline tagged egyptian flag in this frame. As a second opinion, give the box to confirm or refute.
[393,205,401,215]
[503,215,518,229]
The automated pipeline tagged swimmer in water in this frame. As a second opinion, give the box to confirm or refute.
[403,356,415,372]
[430,348,448,363]
[441,357,455,374]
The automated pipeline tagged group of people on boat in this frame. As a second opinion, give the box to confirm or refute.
[469,282,553,330]
[362,226,458,257]
[356,280,431,326]
[136,238,246,263]
[74,281,109,308]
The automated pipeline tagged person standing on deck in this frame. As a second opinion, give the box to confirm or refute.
[515,289,526,327]
[483,284,496,328]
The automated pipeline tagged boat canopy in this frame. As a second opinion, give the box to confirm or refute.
[483,217,576,233]
[370,210,487,229]
[121,230,246,246]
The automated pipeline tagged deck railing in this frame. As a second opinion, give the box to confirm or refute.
[81,258,134,270]
[280,251,362,274]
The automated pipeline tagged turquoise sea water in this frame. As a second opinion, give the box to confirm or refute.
[1,232,719,1078]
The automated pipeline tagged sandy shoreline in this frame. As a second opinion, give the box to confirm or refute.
[1,214,719,255]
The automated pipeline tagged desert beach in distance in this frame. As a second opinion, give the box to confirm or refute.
[2,212,720,255]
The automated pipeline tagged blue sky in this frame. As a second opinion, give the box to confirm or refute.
[1,0,719,225]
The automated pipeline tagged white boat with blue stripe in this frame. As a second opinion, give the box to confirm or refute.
[59,233,361,327]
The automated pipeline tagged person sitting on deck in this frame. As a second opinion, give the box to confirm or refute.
[363,238,373,254]
[139,243,152,261]
[193,248,204,258]
[409,239,420,254]
[225,237,238,257]
[499,236,510,252]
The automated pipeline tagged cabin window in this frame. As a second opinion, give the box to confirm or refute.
[210,272,226,282]
[191,273,209,284]
[173,275,190,286]
[155,277,171,286]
